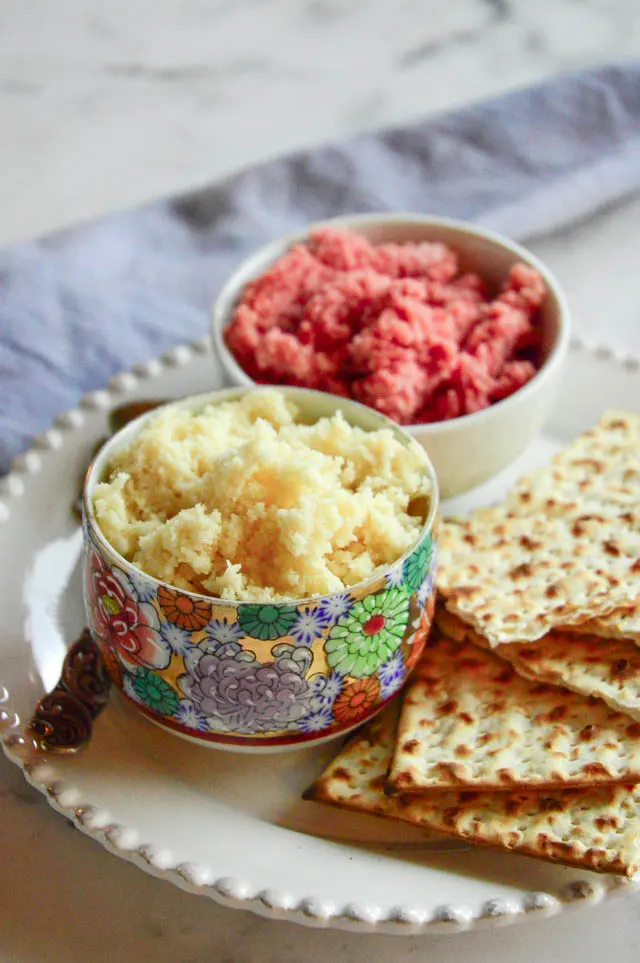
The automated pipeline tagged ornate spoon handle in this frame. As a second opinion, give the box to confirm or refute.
[27,629,111,753]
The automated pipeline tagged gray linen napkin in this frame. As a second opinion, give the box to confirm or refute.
[1,62,639,475]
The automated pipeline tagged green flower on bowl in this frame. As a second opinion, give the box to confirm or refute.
[403,533,433,592]
[131,667,180,715]
[325,588,410,678]
[238,603,298,641]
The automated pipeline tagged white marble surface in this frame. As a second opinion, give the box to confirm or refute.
[1,0,640,246]
[2,2,640,961]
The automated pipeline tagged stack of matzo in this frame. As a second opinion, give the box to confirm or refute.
[305,411,640,876]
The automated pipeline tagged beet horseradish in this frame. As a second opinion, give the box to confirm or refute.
[224,227,546,425]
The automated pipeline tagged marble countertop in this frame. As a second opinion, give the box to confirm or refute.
[2,2,640,961]
[2,0,640,247]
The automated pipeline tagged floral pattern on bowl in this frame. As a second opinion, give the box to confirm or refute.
[82,519,437,749]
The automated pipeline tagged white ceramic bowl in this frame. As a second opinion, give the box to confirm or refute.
[211,213,571,498]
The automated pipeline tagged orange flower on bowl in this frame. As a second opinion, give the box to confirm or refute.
[157,585,211,631]
[333,677,380,726]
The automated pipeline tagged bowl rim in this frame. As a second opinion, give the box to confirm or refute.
[210,211,572,435]
[83,384,439,608]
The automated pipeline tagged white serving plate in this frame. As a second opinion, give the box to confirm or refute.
[1,337,639,936]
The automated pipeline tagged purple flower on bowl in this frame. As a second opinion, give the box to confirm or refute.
[159,621,194,657]
[309,671,344,710]
[299,705,335,734]
[378,650,405,699]
[315,593,353,623]
[174,699,210,733]
[290,605,332,646]
[179,642,314,734]
[203,617,245,647]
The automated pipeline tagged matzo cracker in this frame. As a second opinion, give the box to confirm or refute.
[305,706,640,877]
[387,630,640,792]
[438,509,640,645]
[569,601,640,645]
[507,411,640,517]
[436,607,640,725]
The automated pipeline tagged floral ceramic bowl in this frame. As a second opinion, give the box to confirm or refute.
[82,387,439,753]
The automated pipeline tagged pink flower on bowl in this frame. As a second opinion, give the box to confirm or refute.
[86,548,169,672]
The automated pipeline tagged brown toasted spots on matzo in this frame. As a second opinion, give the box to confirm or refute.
[595,815,621,831]
[401,739,420,754]
[583,762,610,777]
[510,563,533,579]
[393,772,417,792]
[437,699,458,715]
[455,745,472,758]
[333,767,352,782]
